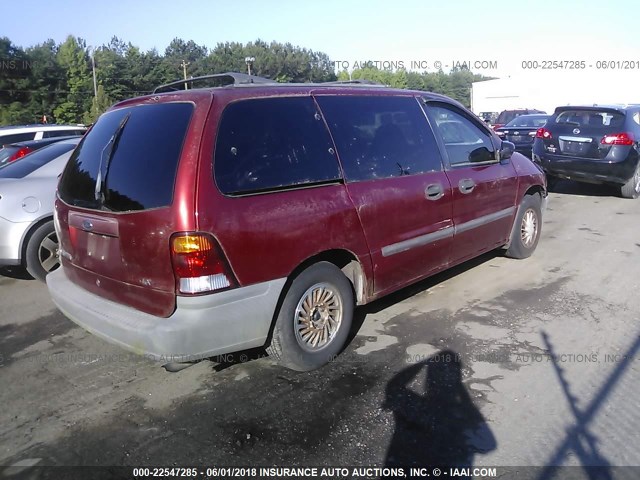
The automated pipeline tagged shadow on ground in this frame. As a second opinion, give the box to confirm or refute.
[0,265,33,281]
[549,179,619,198]
[384,349,496,468]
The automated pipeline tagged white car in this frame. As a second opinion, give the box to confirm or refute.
[0,124,87,146]
[0,138,81,281]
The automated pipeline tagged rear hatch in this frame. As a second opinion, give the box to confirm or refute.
[541,108,629,159]
[56,98,201,317]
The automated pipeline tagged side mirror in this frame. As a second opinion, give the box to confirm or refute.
[499,140,515,161]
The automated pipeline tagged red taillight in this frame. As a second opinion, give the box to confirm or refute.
[536,128,552,139]
[492,124,504,130]
[601,132,634,146]
[8,147,31,162]
[170,233,237,294]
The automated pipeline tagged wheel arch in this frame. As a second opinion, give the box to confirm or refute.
[287,249,368,306]
[18,215,54,265]
[263,249,369,351]
[504,187,544,250]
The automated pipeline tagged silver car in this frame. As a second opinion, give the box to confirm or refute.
[0,138,80,281]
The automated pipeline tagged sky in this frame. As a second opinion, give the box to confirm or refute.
[3,0,640,78]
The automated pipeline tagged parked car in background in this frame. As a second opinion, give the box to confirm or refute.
[0,124,87,146]
[0,135,84,168]
[495,114,550,157]
[479,111,498,126]
[46,73,546,373]
[0,138,81,281]
[533,105,640,198]
[493,109,546,130]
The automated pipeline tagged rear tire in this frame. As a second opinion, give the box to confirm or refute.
[505,194,542,259]
[620,162,640,199]
[25,221,60,282]
[267,262,354,371]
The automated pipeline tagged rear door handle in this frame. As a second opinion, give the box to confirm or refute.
[458,178,476,194]
[425,183,444,201]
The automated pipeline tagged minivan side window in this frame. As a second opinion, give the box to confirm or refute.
[214,97,341,195]
[426,103,496,166]
[316,96,443,182]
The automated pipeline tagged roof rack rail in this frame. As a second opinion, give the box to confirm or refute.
[322,79,387,86]
[153,72,275,93]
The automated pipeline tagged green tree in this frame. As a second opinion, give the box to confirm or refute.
[83,84,112,124]
[24,39,65,122]
[53,36,92,123]
[0,37,32,124]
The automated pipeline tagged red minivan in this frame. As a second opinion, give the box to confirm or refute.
[47,74,547,371]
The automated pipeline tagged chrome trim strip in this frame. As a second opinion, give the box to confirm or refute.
[380,206,515,257]
[381,227,454,257]
[455,206,515,234]
[559,136,593,143]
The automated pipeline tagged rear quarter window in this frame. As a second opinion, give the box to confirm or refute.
[58,102,193,211]
[214,96,341,195]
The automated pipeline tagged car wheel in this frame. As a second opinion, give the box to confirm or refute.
[267,262,354,371]
[620,162,640,199]
[25,220,60,282]
[505,194,542,259]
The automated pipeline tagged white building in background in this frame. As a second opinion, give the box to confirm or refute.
[470,70,640,116]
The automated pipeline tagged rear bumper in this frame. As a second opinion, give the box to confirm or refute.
[47,267,286,363]
[0,216,29,266]
[533,150,639,185]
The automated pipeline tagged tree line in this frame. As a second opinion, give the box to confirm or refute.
[0,35,489,126]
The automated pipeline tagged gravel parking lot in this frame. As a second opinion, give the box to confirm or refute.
[1,181,639,475]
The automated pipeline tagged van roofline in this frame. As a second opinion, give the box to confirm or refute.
[153,72,391,93]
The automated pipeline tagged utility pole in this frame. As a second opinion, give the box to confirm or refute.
[245,56,255,76]
[181,60,190,90]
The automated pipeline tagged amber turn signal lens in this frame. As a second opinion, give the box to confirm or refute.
[172,234,213,254]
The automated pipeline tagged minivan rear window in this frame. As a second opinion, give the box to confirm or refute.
[58,103,193,212]
[214,97,341,195]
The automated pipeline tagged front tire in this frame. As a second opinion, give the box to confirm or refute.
[505,194,542,259]
[267,262,354,371]
[25,220,60,282]
[620,162,640,199]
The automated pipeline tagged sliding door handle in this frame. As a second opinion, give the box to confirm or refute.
[425,183,444,201]
[459,178,476,194]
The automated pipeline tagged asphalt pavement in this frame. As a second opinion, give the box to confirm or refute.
[1,180,639,478]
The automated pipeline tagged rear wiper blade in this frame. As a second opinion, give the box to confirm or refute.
[95,113,131,203]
